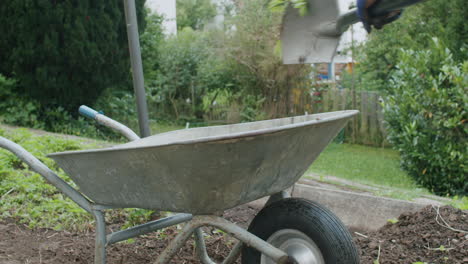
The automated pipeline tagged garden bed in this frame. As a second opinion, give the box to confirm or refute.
[1,205,466,264]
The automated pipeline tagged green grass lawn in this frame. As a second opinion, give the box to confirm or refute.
[308,143,421,190]
[149,121,184,134]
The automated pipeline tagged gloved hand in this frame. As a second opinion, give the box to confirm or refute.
[357,0,403,33]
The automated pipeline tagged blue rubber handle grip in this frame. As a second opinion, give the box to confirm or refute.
[79,105,99,120]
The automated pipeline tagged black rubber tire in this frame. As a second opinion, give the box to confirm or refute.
[242,198,359,264]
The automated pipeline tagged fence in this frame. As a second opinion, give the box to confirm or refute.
[201,88,390,147]
[318,89,389,147]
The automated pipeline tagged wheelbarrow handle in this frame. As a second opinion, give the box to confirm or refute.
[0,136,93,214]
[79,105,99,120]
[79,105,141,141]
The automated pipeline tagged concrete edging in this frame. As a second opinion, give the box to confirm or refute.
[292,183,429,231]
[248,181,441,231]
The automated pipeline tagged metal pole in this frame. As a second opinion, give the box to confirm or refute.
[123,0,151,137]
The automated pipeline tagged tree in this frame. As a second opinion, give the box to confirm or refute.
[176,0,217,30]
[0,0,147,113]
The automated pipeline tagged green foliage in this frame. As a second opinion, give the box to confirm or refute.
[450,196,468,210]
[0,0,311,130]
[147,28,211,121]
[353,0,468,197]
[121,209,155,229]
[0,128,158,231]
[0,74,124,140]
[0,129,92,231]
[0,0,147,112]
[269,0,309,16]
[141,12,165,82]
[0,75,42,128]
[354,0,468,92]
[220,0,311,118]
[0,4,164,141]
[176,0,217,30]
[384,40,467,196]
[147,0,311,123]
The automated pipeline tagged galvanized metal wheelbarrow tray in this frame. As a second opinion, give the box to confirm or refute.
[0,106,358,264]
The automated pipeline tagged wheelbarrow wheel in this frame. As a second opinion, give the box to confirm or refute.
[241,198,359,264]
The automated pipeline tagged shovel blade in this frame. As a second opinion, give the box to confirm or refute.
[281,0,342,64]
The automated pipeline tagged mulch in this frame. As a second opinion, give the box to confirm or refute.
[0,205,466,264]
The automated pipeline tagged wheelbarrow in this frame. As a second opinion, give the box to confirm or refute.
[0,106,359,264]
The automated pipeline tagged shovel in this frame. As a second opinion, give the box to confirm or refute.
[281,0,424,64]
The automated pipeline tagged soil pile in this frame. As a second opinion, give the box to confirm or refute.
[354,205,468,264]
[0,206,255,264]
[1,204,467,263]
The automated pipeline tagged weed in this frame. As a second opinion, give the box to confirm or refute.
[0,127,157,231]
[0,129,92,231]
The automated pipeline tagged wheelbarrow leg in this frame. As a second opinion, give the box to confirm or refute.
[155,216,291,264]
[195,228,243,264]
[93,210,107,264]
[266,190,291,206]
[222,241,243,264]
[155,220,197,264]
[194,228,216,264]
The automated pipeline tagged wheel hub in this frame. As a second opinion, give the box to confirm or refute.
[261,229,325,264]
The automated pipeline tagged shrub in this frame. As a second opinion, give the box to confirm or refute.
[0,0,147,112]
[146,28,210,122]
[384,39,467,196]
[0,75,43,128]
[0,74,117,140]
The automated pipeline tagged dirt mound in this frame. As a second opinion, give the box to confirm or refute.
[354,205,468,264]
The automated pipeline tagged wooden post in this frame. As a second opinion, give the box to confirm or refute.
[360,91,368,145]
[369,93,378,146]
[333,89,340,111]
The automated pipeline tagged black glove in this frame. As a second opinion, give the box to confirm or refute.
[357,0,403,33]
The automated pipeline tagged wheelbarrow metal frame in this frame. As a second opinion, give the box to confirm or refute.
[0,111,297,264]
